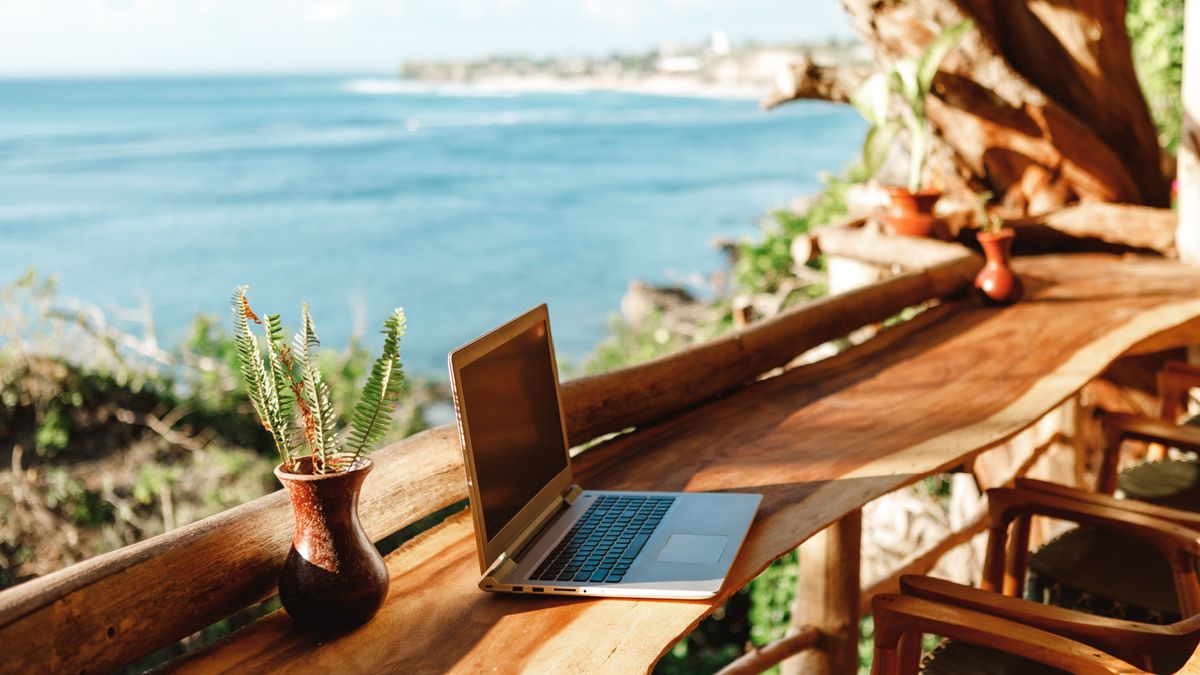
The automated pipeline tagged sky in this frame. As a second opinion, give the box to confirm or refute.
[0,0,854,76]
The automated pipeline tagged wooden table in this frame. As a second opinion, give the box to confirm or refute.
[176,254,1200,674]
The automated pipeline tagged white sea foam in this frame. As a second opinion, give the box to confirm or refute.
[342,78,520,98]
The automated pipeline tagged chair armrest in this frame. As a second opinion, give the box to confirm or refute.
[987,487,1200,558]
[1015,477,1200,530]
[870,594,1145,675]
[1163,362,1200,382]
[898,575,1191,662]
[1160,362,1200,422]
[1105,413,1200,454]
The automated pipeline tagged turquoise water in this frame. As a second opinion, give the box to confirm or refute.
[0,76,864,375]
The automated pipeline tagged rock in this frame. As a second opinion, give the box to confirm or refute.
[619,281,698,328]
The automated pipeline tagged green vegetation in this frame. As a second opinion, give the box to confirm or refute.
[1,271,431,593]
[851,19,973,192]
[231,288,407,474]
[1128,0,1185,153]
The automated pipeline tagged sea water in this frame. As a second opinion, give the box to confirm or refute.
[0,75,864,375]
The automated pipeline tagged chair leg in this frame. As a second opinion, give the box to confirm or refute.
[897,631,923,672]
[1172,553,1200,616]
[981,524,1008,593]
[871,631,921,675]
[1002,514,1031,597]
[1096,425,1124,494]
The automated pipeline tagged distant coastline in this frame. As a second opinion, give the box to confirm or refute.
[344,75,770,100]
[393,34,868,102]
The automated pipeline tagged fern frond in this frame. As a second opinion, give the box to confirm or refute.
[294,303,339,470]
[346,308,406,462]
[232,287,292,467]
[264,313,298,453]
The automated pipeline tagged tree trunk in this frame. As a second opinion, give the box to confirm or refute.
[770,0,1170,216]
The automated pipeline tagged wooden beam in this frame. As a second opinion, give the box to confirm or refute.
[782,509,861,675]
[1004,203,1177,257]
[857,512,988,617]
[715,626,821,675]
[0,426,465,675]
[562,249,982,445]
[816,227,976,270]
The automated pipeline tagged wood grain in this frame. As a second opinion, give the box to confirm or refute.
[173,254,1200,674]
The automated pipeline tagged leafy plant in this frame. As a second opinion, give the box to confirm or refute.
[852,19,973,192]
[231,287,406,474]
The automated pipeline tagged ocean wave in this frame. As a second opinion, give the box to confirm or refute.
[342,78,521,98]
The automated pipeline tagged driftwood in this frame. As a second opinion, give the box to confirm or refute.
[760,55,868,110]
[173,254,1200,673]
[1002,203,1178,257]
[766,1,1169,213]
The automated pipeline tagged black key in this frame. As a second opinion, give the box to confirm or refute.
[606,573,624,583]
[624,533,651,559]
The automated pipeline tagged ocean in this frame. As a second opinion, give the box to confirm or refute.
[0,75,864,376]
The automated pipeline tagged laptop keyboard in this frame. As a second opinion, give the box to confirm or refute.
[531,495,675,584]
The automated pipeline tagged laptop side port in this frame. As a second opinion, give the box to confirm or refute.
[512,586,523,592]
[532,587,544,593]
[553,588,573,592]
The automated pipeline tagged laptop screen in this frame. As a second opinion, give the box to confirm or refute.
[458,317,569,542]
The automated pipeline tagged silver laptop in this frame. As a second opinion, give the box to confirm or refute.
[448,304,761,600]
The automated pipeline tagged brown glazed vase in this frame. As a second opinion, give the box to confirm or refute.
[275,457,388,631]
[975,228,1024,305]
[883,187,942,238]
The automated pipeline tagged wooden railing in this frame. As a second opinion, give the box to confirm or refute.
[0,233,982,674]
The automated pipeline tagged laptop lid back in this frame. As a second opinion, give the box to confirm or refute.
[448,304,573,573]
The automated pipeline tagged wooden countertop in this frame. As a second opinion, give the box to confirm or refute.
[174,254,1200,674]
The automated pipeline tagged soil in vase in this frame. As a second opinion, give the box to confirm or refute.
[276,457,389,631]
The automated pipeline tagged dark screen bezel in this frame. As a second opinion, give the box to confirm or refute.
[447,304,574,573]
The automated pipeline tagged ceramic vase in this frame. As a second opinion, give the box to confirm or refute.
[275,457,388,631]
[883,187,942,238]
[975,229,1024,305]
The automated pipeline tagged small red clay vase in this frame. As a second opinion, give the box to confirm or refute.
[884,187,941,238]
[275,457,388,631]
[975,228,1024,305]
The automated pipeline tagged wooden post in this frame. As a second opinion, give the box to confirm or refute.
[1180,0,1200,263]
[782,509,862,675]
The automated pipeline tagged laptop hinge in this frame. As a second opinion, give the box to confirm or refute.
[489,484,584,580]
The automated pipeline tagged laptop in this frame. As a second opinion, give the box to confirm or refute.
[448,304,761,599]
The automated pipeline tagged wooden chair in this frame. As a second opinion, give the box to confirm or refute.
[868,483,1200,674]
[1007,414,1200,627]
[1098,361,1200,497]
[871,577,1200,674]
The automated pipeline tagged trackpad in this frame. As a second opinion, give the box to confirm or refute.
[656,534,728,565]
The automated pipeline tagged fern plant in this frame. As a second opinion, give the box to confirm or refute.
[232,286,406,474]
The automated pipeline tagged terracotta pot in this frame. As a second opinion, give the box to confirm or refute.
[275,457,388,631]
[975,228,1024,305]
[883,187,941,238]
